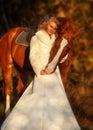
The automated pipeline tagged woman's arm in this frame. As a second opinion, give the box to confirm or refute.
[29,36,44,76]
[41,38,69,75]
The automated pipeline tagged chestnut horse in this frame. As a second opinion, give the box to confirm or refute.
[0,17,81,116]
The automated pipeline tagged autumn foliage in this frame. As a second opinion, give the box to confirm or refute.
[0,0,93,129]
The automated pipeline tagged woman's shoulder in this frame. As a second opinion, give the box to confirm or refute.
[35,30,51,44]
[30,30,44,41]
[35,30,47,37]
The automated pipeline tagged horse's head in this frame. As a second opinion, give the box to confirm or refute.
[57,17,76,41]
[48,17,82,75]
[57,17,83,41]
[49,17,75,62]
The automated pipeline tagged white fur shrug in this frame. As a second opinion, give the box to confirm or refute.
[29,30,68,76]
[29,30,56,76]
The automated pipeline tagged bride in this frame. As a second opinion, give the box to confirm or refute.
[1,16,81,130]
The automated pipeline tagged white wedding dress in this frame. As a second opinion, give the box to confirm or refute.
[1,30,81,130]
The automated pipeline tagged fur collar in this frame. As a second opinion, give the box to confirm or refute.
[35,30,56,48]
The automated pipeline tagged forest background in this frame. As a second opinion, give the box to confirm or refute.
[0,0,93,129]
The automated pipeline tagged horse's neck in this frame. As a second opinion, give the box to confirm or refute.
[49,37,63,62]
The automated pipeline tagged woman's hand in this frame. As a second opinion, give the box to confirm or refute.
[44,67,53,74]
[40,67,54,75]
[40,70,46,75]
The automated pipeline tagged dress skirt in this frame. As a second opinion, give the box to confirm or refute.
[1,67,81,130]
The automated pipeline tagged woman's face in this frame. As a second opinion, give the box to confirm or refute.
[46,21,57,36]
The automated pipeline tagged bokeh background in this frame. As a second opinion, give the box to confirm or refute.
[0,0,93,129]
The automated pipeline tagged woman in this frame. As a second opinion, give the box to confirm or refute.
[1,16,81,130]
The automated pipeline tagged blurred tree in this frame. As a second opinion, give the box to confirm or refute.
[0,0,93,129]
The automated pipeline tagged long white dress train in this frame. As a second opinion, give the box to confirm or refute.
[1,30,81,130]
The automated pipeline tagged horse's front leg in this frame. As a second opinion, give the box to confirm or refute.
[58,51,72,89]
[3,64,13,116]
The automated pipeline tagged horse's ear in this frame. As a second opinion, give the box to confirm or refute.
[73,27,84,38]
